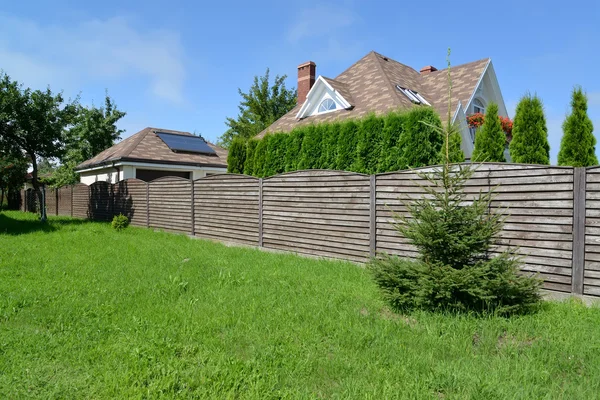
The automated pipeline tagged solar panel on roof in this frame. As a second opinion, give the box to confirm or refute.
[156,132,216,155]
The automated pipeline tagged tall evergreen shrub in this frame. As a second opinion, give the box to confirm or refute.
[397,107,443,169]
[252,135,269,177]
[378,111,407,172]
[509,94,550,164]
[558,87,598,167]
[298,125,322,170]
[226,137,247,173]
[264,133,289,176]
[335,120,360,171]
[244,139,258,175]
[284,128,304,172]
[319,123,341,169]
[472,103,506,162]
[355,114,385,173]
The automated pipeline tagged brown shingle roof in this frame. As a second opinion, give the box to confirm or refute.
[257,51,489,138]
[75,127,227,170]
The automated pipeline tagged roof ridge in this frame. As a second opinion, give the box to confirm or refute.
[370,52,404,107]
[334,50,377,80]
[425,57,491,74]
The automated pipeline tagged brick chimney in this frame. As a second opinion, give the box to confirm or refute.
[297,61,316,105]
[420,65,438,74]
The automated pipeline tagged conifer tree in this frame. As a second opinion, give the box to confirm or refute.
[446,128,465,163]
[558,87,598,167]
[397,107,443,169]
[509,94,550,164]
[355,114,385,173]
[298,126,322,170]
[243,139,258,175]
[472,103,506,162]
[284,128,304,172]
[335,120,360,171]
[226,137,247,173]
[378,111,407,172]
[252,135,269,177]
[264,133,289,176]
[319,123,341,169]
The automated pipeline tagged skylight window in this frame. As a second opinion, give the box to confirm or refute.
[395,85,431,106]
[318,98,336,113]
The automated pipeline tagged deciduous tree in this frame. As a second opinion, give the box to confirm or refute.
[219,69,297,148]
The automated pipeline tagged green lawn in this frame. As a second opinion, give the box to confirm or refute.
[1,211,600,399]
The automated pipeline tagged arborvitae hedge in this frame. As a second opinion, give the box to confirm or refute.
[355,114,385,173]
[226,137,247,173]
[252,136,269,177]
[264,133,289,176]
[396,107,443,169]
[244,139,258,175]
[335,120,360,171]
[236,107,462,177]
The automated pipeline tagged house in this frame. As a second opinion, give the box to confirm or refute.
[75,127,227,184]
[257,51,508,159]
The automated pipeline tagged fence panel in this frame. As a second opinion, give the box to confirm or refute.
[46,188,58,215]
[194,174,260,245]
[584,167,600,296]
[148,177,192,234]
[72,184,90,219]
[57,186,72,216]
[262,170,371,263]
[376,164,575,293]
[114,179,148,227]
[89,181,113,221]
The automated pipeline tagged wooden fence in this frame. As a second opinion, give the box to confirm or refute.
[19,163,600,297]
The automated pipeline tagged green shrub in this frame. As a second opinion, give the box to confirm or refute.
[558,87,598,167]
[397,107,443,169]
[226,137,247,173]
[284,128,305,172]
[243,139,258,175]
[378,111,407,172]
[472,103,506,162]
[509,94,550,164]
[252,135,269,177]
[335,120,360,171]
[298,125,322,170]
[264,133,289,176]
[111,214,129,231]
[355,114,385,173]
[319,123,341,169]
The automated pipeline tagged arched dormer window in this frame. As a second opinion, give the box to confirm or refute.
[473,98,485,114]
[318,98,336,113]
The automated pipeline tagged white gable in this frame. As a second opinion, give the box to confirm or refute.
[463,60,508,118]
[296,76,352,119]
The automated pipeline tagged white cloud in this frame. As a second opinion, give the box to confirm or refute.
[0,14,186,104]
[287,4,356,43]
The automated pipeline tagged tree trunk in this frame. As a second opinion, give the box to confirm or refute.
[29,155,47,222]
[0,188,4,210]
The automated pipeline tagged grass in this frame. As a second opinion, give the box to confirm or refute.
[1,211,600,399]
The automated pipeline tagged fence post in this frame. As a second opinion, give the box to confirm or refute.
[55,188,59,215]
[190,179,195,236]
[146,183,150,228]
[369,175,376,258]
[572,167,586,295]
[70,186,74,217]
[258,178,263,247]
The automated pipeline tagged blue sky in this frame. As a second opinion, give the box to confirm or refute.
[1,0,599,163]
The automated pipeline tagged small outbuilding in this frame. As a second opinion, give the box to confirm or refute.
[75,127,228,184]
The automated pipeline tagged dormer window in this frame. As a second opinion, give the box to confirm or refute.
[318,98,337,113]
[396,85,431,106]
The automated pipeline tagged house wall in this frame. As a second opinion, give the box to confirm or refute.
[78,163,225,184]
